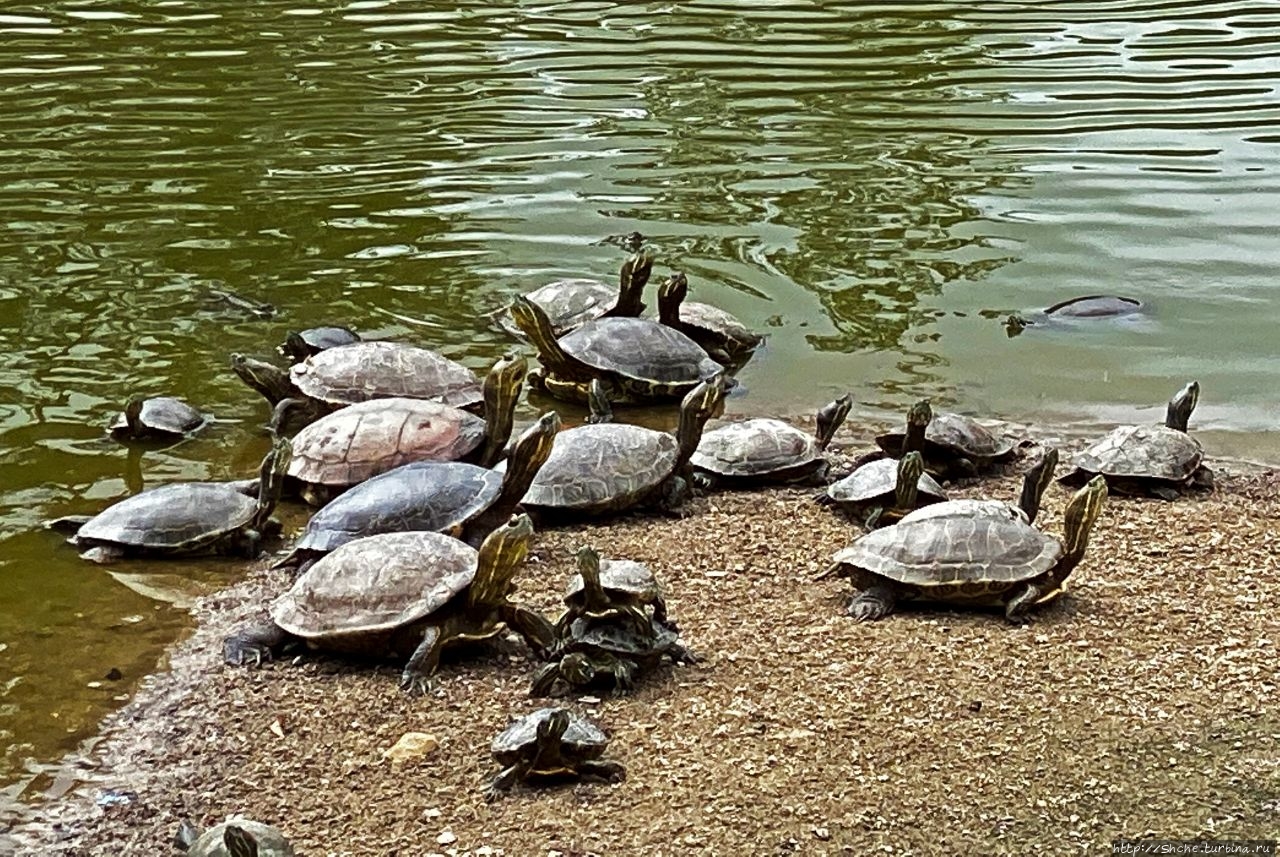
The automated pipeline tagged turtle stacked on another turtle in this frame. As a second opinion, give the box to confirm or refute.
[874,399,1019,481]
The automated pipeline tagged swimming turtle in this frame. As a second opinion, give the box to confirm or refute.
[1004,295,1145,337]
[225,514,554,693]
[273,411,559,573]
[50,436,290,564]
[689,393,852,490]
[553,546,671,637]
[231,341,482,429]
[109,395,208,442]
[487,707,625,800]
[1058,380,1212,499]
[499,373,729,518]
[278,326,361,362]
[492,249,653,340]
[816,472,1107,622]
[875,400,1018,480]
[275,352,526,506]
[655,271,763,367]
[821,451,948,528]
[174,818,294,857]
[530,613,695,698]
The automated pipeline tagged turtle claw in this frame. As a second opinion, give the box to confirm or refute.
[223,638,272,668]
[399,672,435,696]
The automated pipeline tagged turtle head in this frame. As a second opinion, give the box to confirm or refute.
[902,399,933,455]
[559,652,598,688]
[656,272,689,324]
[1061,475,1108,563]
[508,296,569,364]
[814,393,853,451]
[223,825,260,857]
[618,249,655,314]
[574,546,608,608]
[1017,447,1059,525]
[252,434,293,524]
[673,372,732,467]
[470,513,536,606]
[893,451,925,510]
[1164,380,1200,433]
[477,351,529,466]
[278,330,310,362]
[537,708,572,746]
[230,353,294,406]
[484,412,561,534]
[586,379,613,424]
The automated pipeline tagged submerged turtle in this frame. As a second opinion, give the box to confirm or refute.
[554,546,671,637]
[487,708,625,799]
[499,374,729,518]
[655,272,763,367]
[1059,380,1212,499]
[278,326,361,362]
[492,249,653,339]
[822,451,948,528]
[273,412,559,573]
[174,818,294,857]
[109,395,208,442]
[1005,295,1145,337]
[817,472,1107,623]
[875,400,1018,480]
[50,437,290,564]
[531,614,695,697]
[276,352,526,506]
[225,514,554,693]
[690,393,852,489]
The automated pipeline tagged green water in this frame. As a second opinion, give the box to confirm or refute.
[2,1,1278,798]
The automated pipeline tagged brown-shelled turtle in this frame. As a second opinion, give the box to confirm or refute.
[491,249,653,340]
[689,393,852,490]
[531,613,695,698]
[816,470,1107,623]
[277,325,361,362]
[1004,294,1145,337]
[487,707,625,800]
[231,340,482,429]
[49,437,290,564]
[655,271,763,367]
[509,286,727,405]
[109,395,208,442]
[1058,380,1212,500]
[497,374,729,519]
[821,451,948,528]
[225,514,554,693]
[275,352,526,506]
[875,400,1018,480]
[174,818,294,857]
[554,546,671,637]
[273,412,559,574]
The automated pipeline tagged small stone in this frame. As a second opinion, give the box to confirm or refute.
[383,732,440,762]
[437,830,457,846]
[813,826,831,841]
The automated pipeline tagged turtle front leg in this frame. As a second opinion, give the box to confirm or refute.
[485,760,531,801]
[529,661,564,698]
[607,656,638,695]
[653,475,691,517]
[504,604,556,660]
[577,758,627,784]
[846,584,897,621]
[863,506,885,529]
[400,625,445,695]
[223,621,295,667]
[1005,583,1050,623]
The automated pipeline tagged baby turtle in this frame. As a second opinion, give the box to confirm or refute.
[531,614,695,697]
[277,326,361,362]
[174,818,294,857]
[656,272,763,367]
[487,708,625,800]
[822,451,948,528]
[554,546,671,637]
[491,250,653,339]
[109,395,208,442]
[875,400,1017,480]
[690,393,852,489]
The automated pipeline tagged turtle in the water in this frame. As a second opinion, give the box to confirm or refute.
[109,395,208,442]
[816,471,1107,623]
[531,613,695,697]
[491,249,653,340]
[487,707,625,799]
[225,514,554,693]
[874,400,1018,480]
[174,818,295,857]
[1058,380,1212,500]
[1004,294,1145,337]
[50,436,290,564]
[273,411,560,573]
[277,326,361,362]
[655,271,763,367]
[689,393,852,490]
[275,352,526,506]
[821,451,948,528]
[553,546,672,637]
[498,373,729,519]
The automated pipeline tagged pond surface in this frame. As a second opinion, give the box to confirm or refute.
[2,1,1278,797]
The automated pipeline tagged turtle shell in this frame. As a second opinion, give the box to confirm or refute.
[557,615,681,661]
[73,483,257,552]
[559,318,723,388]
[507,424,675,513]
[184,819,295,857]
[1066,424,1202,483]
[291,341,482,409]
[491,707,609,763]
[279,326,360,362]
[564,558,662,606]
[287,398,485,494]
[497,278,619,339]
[826,458,948,505]
[876,412,1017,462]
[690,418,821,479]
[676,301,762,354]
[109,397,206,439]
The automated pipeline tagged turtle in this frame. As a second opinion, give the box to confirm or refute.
[491,249,653,339]
[509,292,728,405]
[49,436,290,564]
[174,818,295,857]
[497,373,729,519]
[1058,380,1213,500]
[224,514,554,694]
[815,472,1107,623]
[909,447,1061,528]
[821,450,948,528]
[874,400,1018,480]
[553,546,672,637]
[277,326,361,362]
[274,352,526,506]
[487,707,625,800]
[272,411,560,574]
[655,271,763,367]
[530,614,696,698]
[1004,294,1145,337]
[231,341,482,429]
[689,393,853,490]
[109,395,208,442]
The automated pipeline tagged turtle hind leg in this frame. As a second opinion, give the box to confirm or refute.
[224,622,295,667]
[846,584,897,621]
[578,758,626,784]
[1005,583,1051,623]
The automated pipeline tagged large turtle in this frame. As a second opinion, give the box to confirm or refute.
[225,514,554,693]
[510,287,727,405]
[498,374,729,518]
[273,411,559,573]
[487,708,625,800]
[816,473,1107,622]
[1004,294,1145,337]
[1058,380,1212,500]
[553,546,671,637]
[174,818,294,857]
[531,614,695,698]
[875,400,1018,480]
[109,395,208,442]
[822,451,948,528]
[655,272,763,367]
[275,352,526,506]
[277,325,361,362]
[689,393,852,490]
[491,249,653,340]
[50,437,290,564]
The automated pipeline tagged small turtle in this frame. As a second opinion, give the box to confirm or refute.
[875,400,1017,480]
[531,614,695,697]
[225,514,554,693]
[655,271,763,367]
[487,707,625,799]
[174,818,294,857]
[1058,381,1212,500]
[278,326,361,362]
[1005,295,1145,337]
[689,393,852,490]
[109,395,208,443]
[492,249,653,339]
[50,437,290,564]
[553,546,671,637]
[822,451,948,528]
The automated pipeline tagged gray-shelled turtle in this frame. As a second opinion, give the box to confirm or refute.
[875,400,1018,480]
[109,395,208,442]
[531,614,695,697]
[1004,295,1145,337]
[174,818,295,857]
[655,271,763,367]
[487,708,625,799]
[278,326,361,362]
[491,249,653,339]
[554,546,671,636]
[822,451,947,528]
